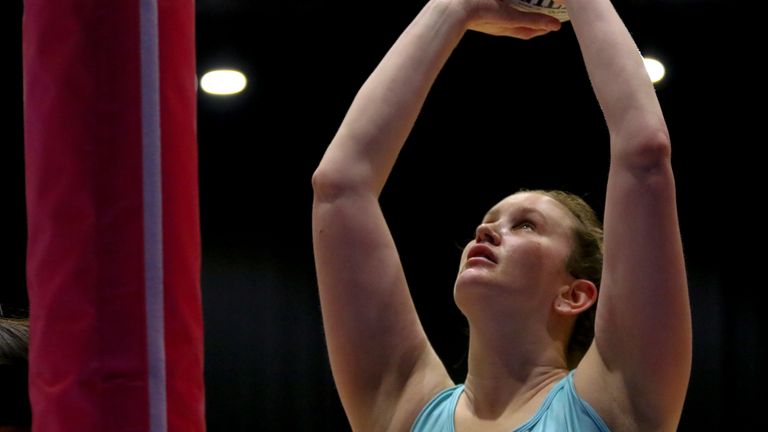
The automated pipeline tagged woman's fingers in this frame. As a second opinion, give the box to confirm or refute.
[508,9,561,31]
[512,26,553,39]
[464,0,562,38]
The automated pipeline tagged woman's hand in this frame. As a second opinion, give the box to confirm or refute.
[446,0,562,39]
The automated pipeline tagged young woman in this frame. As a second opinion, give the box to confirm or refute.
[312,0,691,430]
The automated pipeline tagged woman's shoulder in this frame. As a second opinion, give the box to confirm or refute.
[409,383,464,432]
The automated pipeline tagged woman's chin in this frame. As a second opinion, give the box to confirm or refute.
[455,265,495,285]
[453,274,499,309]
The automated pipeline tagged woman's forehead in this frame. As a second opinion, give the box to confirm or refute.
[485,192,574,226]
[487,192,557,216]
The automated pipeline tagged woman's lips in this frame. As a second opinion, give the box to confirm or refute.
[466,244,497,264]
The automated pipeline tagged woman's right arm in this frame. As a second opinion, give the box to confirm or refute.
[312,2,464,428]
[311,1,559,430]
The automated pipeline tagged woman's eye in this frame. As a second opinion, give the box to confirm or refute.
[516,221,535,231]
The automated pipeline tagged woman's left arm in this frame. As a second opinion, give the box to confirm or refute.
[566,0,692,430]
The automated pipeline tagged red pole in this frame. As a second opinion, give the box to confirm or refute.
[23,1,205,430]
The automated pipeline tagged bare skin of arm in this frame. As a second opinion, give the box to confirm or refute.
[311,1,560,430]
[563,0,693,430]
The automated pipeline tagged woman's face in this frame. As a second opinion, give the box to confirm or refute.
[454,192,577,309]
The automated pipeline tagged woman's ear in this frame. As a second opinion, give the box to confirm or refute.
[554,279,597,315]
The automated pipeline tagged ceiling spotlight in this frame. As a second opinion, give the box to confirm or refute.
[200,69,247,95]
[642,57,665,84]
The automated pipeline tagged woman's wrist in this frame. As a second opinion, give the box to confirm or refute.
[429,0,475,31]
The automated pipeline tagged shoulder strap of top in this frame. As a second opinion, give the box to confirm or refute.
[565,370,612,432]
[411,384,464,432]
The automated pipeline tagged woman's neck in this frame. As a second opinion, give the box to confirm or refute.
[462,320,569,418]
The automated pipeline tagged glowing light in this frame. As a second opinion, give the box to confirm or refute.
[643,57,665,83]
[200,70,247,95]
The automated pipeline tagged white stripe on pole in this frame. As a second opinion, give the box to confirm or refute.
[139,1,167,431]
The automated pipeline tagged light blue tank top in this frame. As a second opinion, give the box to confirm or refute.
[411,370,611,432]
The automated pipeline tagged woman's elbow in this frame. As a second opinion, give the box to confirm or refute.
[311,168,346,202]
[613,130,672,174]
[312,167,372,202]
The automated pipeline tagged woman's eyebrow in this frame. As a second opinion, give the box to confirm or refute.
[483,208,499,221]
[520,207,548,222]
[483,206,548,223]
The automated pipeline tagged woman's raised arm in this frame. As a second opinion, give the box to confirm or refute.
[566,0,692,430]
[311,1,560,430]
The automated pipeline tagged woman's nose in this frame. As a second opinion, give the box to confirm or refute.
[475,223,501,245]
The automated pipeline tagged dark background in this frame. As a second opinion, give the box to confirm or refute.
[5,0,761,430]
